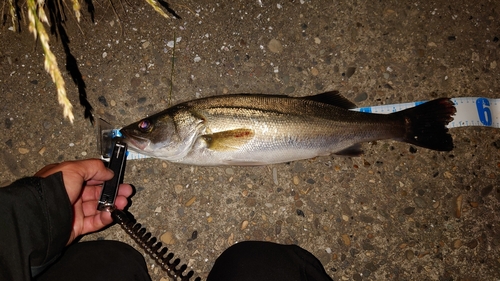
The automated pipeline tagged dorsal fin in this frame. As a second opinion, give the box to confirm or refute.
[302,91,356,109]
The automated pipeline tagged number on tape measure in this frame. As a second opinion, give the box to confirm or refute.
[476,98,492,126]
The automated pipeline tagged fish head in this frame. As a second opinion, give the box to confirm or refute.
[119,114,184,159]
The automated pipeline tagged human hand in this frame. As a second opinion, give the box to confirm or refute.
[35,159,133,245]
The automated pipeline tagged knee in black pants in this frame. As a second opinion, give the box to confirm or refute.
[36,240,151,281]
[207,241,333,281]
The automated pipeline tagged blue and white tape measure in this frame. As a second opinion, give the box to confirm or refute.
[122,97,499,160]
[353,97,499,128]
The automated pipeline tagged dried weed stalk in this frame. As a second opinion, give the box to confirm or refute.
[6,0,171,123]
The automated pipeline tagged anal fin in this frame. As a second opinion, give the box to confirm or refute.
[334,144,364,156]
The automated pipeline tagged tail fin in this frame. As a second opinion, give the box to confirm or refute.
[393,98,456,151]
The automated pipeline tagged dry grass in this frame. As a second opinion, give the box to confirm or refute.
[5,0,172,123]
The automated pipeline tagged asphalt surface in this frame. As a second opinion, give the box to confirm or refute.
[1,0,499,280]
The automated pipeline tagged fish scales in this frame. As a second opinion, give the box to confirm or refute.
[120,92,455,166]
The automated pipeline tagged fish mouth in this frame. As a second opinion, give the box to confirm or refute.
[119,130,151,151]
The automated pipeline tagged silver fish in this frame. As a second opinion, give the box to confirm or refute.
[120,91,456,166]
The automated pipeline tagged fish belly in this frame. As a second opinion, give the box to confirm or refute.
[171,112,398,165]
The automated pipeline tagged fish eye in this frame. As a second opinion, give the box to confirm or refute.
[138,119,152,133]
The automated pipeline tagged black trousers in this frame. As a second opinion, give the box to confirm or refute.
[36,240,151,281]
[37,240,332,281]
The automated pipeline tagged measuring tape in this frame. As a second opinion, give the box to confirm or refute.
[122,97,499,160]
[353,97,499,128]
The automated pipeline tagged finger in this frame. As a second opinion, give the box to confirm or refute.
[114,195,130,210]
[67,159,114,182]
[82,199,100,217]
[34,163,59,177]
[80,183,133,203]
[79,202,112,233]
[81,213,112,235]
[80,185,103,202]
[36,159,113,182]
[81,193,130,216]
[117,184,133,198]
[85,179,106,186]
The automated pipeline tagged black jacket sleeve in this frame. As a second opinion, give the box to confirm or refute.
[0,172,73,281]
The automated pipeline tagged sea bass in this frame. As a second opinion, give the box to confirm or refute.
[120,91,456,166]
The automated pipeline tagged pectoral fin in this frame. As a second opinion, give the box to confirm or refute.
[201,128,255,151]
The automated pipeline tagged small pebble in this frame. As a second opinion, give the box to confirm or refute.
[38,147,46,156]
[185,196,196,207]
[471,52,480,61]
[268,39,283,53]
[130,77,141,88]
[296,209,305,217]
[225,168,234,175]
[466,239,478,249]
[4,118,12,129]
[241,220,249,230]
[98,96,108,107]
[110,100,116,107]
[272,168,278,185]
[166,37,181,48]
[354,92,368,102]
[160,232,175,244]
[18,148,29,154]
[345,67,356,78]
[453,239,462,249]
[404,207,415,215]
[310,67,319,76]
[481,185,493,197]
[455,194,463,218]
[413,197,427,208]
[142,41,150,48]
[314,37,321,44]
[405,249,414,260]
[227,233,234,245]
[174,184,183,194]
[384,9,396,16]
[187,230,198,241]
[341,234,351,246]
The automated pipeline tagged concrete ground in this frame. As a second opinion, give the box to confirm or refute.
[1,0,499,280]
